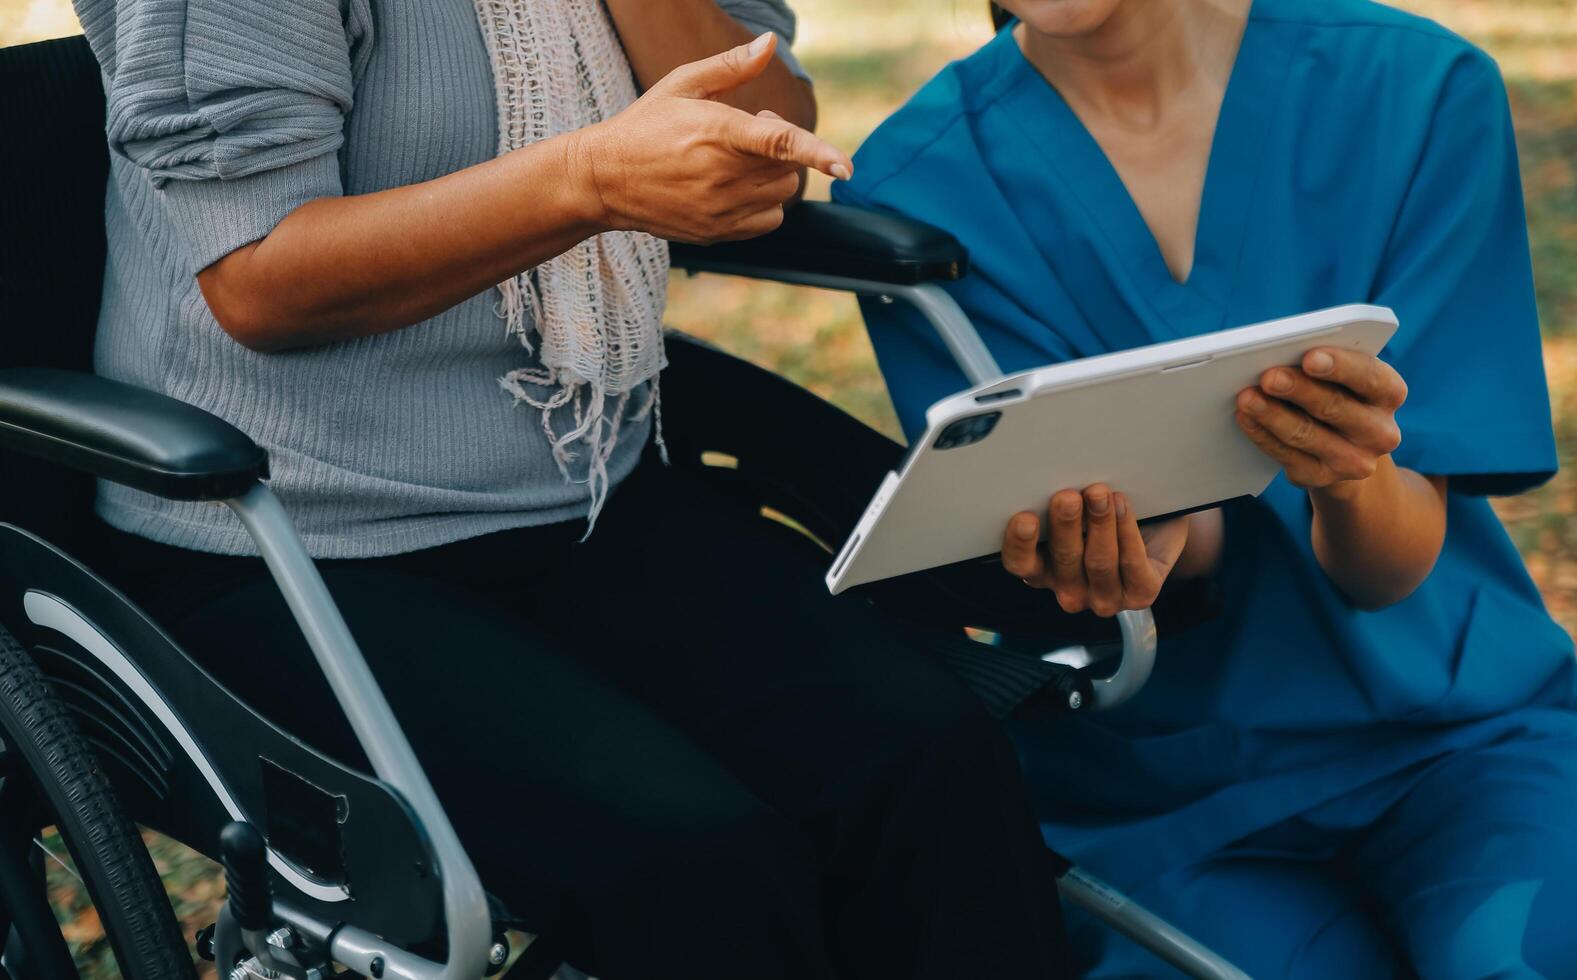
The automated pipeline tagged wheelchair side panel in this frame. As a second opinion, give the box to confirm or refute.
[0,524,448,947]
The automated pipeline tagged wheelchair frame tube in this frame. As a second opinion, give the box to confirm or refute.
[228,485,490,980]
[1059,866,1251,980]
[1093,609,1157,710]
[680,265,1005,386]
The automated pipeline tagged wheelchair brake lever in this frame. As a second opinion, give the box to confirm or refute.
[216,820,334,980]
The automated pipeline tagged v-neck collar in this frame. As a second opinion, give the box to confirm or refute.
[990,3,1295,339]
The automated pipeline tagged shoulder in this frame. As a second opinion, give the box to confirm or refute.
[836,31,1020,208]
[1255,0,1499,78]
[1252,0,1508,142]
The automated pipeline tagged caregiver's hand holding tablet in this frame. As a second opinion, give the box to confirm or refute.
[1234,346,1407,491]
[1237,347,1447,609]
[1001,487,1193,618]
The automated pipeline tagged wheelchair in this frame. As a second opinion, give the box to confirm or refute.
[0,33,1247,980]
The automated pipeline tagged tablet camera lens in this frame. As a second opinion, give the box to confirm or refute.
[934,411,1002,450]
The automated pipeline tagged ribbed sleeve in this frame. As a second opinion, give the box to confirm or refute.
[83,0,372,184]
[160,153,343,274]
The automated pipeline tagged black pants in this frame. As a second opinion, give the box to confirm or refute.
[99,458,1068,979]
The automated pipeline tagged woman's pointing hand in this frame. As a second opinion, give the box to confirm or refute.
[571,33,852,244]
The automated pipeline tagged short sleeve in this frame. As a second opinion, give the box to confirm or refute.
[715,0,811,82]
[80,0,371,272]
[1372,50,1556,495]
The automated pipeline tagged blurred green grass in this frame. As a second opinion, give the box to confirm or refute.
[2,0,1575,974]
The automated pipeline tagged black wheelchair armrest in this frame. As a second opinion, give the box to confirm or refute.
[669,200,969,286]
[0,368,268,501]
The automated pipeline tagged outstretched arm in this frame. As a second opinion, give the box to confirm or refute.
[198,36,849,353]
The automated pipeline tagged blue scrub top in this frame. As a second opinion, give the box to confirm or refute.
[835,0,1577,887]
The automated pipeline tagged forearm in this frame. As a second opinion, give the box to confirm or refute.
[603,0,816,129]
[198,135,603,351]
[1172,508,1224,581]
[1310,458,1448,609]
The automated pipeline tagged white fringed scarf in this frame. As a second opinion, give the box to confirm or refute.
[472,0,671,531]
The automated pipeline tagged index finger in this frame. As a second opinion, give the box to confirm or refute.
[1302,348,1407,410]
[1002,512,1049,585]
[727,113,853,180]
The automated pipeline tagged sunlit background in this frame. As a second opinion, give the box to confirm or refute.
[3,0,1575,973]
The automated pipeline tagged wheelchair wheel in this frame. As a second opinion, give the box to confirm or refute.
[0,624,197,979]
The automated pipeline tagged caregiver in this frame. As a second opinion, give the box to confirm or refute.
[837,0,1577,975]
[75,0,1069,977]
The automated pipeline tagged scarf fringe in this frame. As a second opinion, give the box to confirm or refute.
[474,0,671,535]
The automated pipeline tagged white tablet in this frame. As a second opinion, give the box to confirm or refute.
[826,304,1399,594]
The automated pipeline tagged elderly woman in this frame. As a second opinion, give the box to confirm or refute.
[74,1,1069,976]
[838,0,1577,975]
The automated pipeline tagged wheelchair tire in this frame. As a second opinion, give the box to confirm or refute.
[0,623,197,980]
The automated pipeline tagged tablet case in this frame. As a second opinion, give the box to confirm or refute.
[827,305,1399,593]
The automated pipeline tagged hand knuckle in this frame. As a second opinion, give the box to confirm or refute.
[1315,391,1345,422]
[762,127,790,159]
[1382,423,1402,453]
[1289,415,1317,448]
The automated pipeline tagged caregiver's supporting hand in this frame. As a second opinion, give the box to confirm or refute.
[1002,485,1194,617]
[1235,348,1448,609]
[197,33,849,352]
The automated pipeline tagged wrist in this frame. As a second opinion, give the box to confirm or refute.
[1310,478,1367,508]
[1310,455,1395,511]
[560,126,620,234]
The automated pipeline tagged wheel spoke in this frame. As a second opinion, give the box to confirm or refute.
[28,839,79,888]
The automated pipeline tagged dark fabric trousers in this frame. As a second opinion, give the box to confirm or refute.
[98,457,1069,979]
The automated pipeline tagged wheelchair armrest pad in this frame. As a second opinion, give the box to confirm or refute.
[669,201,968,286]
[0,368,268,501]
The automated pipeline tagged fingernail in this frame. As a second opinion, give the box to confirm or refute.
[748,32,773,56]
[829,163,850,181]
[1115,495,1128,519]
[1266,370,1293,394]
[1056,496,1082,519]
[1015,515,1037,540]
[1307,351,1335,375]
[1087,493,1109,516]
[1243,392,1266,413]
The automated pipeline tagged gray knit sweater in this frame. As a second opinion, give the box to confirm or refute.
[75,0,807,557]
